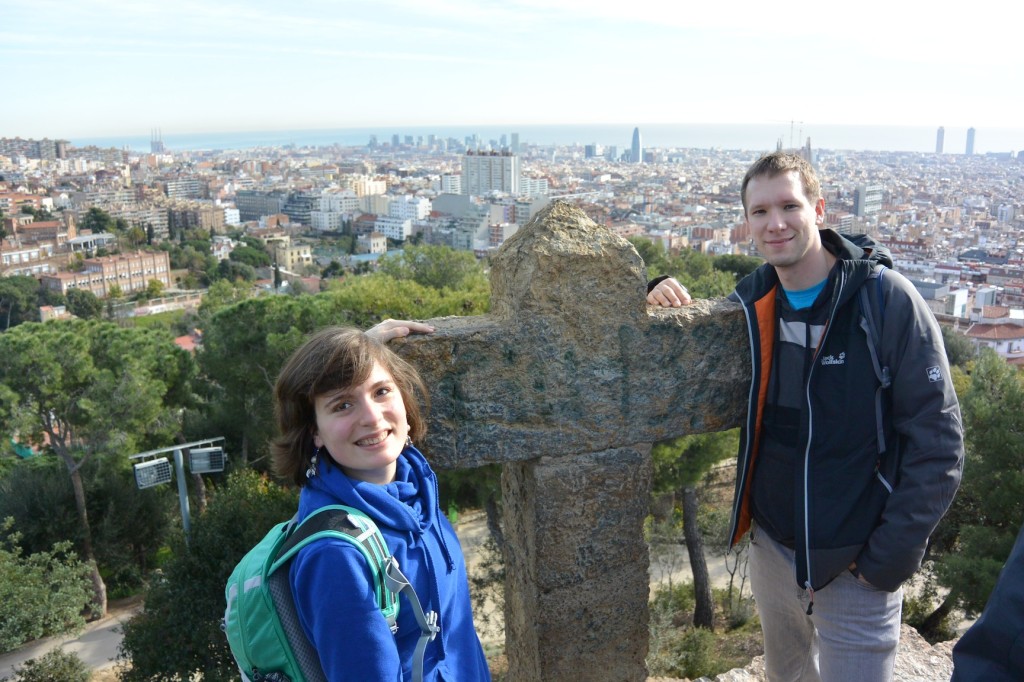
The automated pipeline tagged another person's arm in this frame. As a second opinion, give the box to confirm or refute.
[646,276,693,307]
[951,520,1024,681]
[853,273,964,591]
[365,319,435,342]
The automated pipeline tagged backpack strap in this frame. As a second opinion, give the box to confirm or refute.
[383,559,441,682]
[274,506,399,628]
[858,266,891,456]
[273,506,439,682]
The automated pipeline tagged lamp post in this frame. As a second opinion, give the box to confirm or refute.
[129,437,226,545]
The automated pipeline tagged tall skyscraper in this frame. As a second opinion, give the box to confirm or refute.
[510,132,520,154]
[461,149,520,196]
[936,126,945,154]
[854,185,883,217]
[801,138,813,164]
[631,127,643,164]
[150,128,165,154]
[966,127,976,155]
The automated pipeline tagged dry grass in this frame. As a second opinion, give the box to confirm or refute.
[91,666,120,682]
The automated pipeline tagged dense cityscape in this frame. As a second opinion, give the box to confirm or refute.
[1,126,1022,362]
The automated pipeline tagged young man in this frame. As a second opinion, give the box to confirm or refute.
[649,151,964,681]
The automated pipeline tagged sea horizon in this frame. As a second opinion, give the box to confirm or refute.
[68,123,1024,156]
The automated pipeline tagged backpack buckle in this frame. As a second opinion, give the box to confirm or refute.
[424,610,440,642]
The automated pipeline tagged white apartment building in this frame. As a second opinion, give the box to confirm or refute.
[0,243,58,276]
[223,207,241,226]
[440,174,462,195]
[389,196,431,221]
[374,216,413,241]
[339,175,387,197]
[361,195,391,215]
[357,231,388,255]
[461,151,520,196]
[321,190,361,213]
[519,176,550,198]
[311,190,361,232]
[311,211,345,232]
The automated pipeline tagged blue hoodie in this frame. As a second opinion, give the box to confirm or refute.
[290,444,491,681]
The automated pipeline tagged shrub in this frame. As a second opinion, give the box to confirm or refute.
[0,519,93,653]
[648,601,717,680]
[716,585,755,630]
[0,460,83,555]
[903,590,958,643]
[0,457,174,598]
[7,648,90,682]
[647,581,762,679]
[117,470,297,682]
[674,627,717,679]
[647,582,699,676]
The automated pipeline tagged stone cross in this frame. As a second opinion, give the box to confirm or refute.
[395,201,750,681]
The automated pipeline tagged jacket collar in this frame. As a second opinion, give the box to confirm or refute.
[298,444,438,534]
[734,229,877,307]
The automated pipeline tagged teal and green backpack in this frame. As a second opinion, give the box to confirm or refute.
[223,504,438,682]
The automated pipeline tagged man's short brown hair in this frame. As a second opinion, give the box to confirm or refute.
[741,151,821,215]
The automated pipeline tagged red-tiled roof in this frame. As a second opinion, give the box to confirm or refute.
[174,334,198,352]
[981,305,1010,319]
[965,323,1024,340]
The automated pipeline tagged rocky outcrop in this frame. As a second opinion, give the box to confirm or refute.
[650,625,955,682]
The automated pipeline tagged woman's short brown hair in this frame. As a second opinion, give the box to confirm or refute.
[271,326,429,487]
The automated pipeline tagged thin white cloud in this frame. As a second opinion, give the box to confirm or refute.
[2,0,1021,136]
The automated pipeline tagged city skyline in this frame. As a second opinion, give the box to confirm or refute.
[2,0,1021,142]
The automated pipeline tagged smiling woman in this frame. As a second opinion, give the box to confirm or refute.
[264,326,492,682]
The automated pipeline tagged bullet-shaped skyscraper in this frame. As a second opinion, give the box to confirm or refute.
[966,127,975,156]
[936,126,944,154]
[631,127,643,164]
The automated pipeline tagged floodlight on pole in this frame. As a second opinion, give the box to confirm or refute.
[188,446,226,474]
[133,457,172,489]
[129,436,226,546]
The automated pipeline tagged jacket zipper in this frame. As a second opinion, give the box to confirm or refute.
[801,269,847,615]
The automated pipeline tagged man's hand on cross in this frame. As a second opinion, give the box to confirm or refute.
[365,318,436,343]
[646,277,693,308]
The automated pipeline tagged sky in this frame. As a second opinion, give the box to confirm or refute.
[2,0,1022,141]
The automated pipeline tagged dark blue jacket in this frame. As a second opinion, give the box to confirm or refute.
[290,445,491,681]
[951,520,1024,681]
[726,230,963,592]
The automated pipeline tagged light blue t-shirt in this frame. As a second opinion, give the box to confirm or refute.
[783,279,826,310]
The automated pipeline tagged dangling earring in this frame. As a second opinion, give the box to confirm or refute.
[306,447,320,479]
[406,435,412,448]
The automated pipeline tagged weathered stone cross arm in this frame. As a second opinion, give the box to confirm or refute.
[389,200,752,681]
[394,200,751,469]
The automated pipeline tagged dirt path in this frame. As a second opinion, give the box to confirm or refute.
[0,596,142,679]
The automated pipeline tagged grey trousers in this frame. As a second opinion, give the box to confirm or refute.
[749,523,903,682]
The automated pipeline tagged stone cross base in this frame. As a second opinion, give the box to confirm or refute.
[502,446,653,680]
